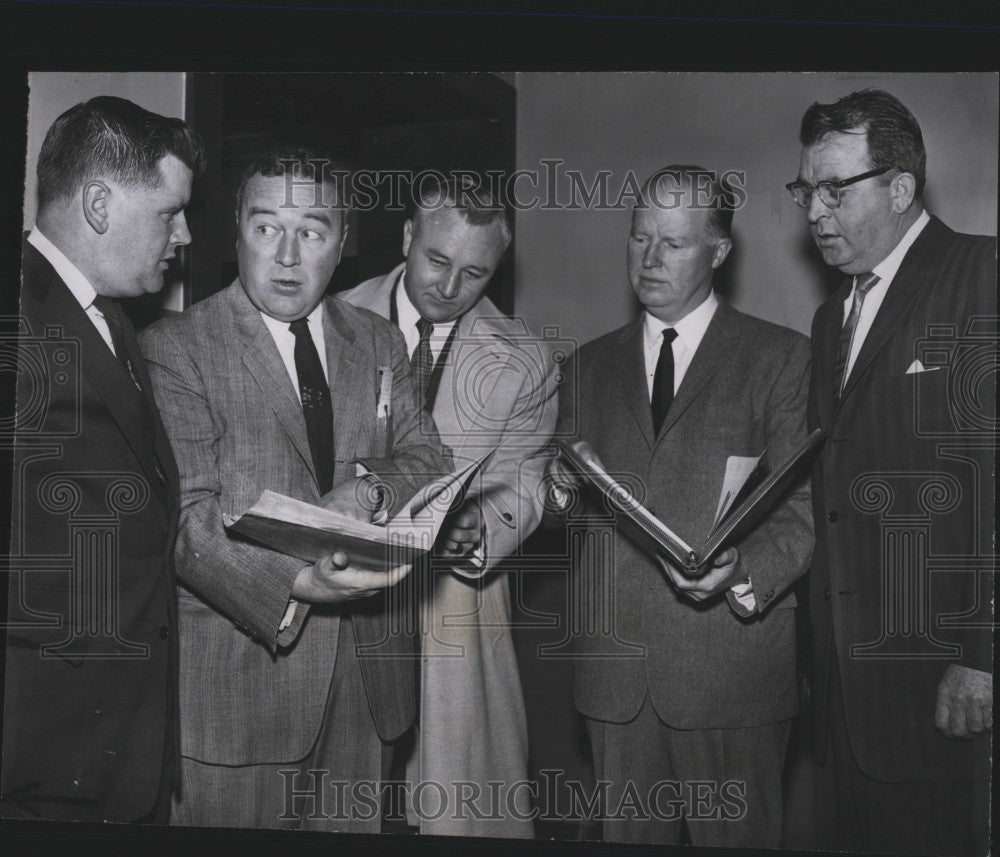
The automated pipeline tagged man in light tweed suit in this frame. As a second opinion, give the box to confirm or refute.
[140,151,478,830]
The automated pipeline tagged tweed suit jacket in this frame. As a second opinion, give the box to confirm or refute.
[2,239,180,821]
[139,280,448,766]
[339,265,558,837]
[808,216,995,783]
[560,298,814,728]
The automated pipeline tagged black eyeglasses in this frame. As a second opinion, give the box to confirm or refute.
[785,166,894,209]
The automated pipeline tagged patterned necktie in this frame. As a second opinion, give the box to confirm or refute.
[92,294,143,392]
[833,271,880,399]
[651,327,679,435]
[289,319,334,495]
[411,317,435,405]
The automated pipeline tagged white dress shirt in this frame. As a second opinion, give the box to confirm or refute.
[841,209,930,381]
[27,227,117,355]
[395,271,458,361]
[259,303,329,401]
[642,290,719,400]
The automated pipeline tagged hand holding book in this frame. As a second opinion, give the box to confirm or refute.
[291,549,413,605]
[556,428,825,578]
[654,546,742,601]
[225,450,494,577]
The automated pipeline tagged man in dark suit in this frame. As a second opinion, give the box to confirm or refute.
[790,89,994,856]
[140,151,472,830]
[547,166,813,847]
[2,96,204,823]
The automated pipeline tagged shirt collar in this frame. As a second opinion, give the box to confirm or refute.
[396,269,459,336]
[871,209,931,284]
[259,300,326,339]
[27,226,99,312]
[644,290,719,351]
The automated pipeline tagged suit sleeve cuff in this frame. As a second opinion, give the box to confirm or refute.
[276,597,308,647]
[727,575,757,617]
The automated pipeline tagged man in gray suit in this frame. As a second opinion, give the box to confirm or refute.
[548,166,813,847]
[140,150,478,830]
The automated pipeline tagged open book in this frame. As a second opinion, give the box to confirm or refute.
[223,451,492,571]
[559,428,825,574]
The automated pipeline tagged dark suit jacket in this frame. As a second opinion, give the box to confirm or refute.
[560,298,814,728]
[808,215,995,783]
[140,281,448,768]
[2,239,180,821]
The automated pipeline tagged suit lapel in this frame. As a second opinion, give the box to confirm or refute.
[25,247,172,510]
[613,317,656,450]
[322,297,367,461]
[230,282,316,484]
[816,280,851,430]
[837,217,947,409]
[118,308,180,506]
[656,299,741,441]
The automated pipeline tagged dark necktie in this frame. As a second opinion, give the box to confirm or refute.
[289,319,334,495]
[92,294,143,392]
[651,327,679,435]
[833,271,880,399]
[411,317,435,405]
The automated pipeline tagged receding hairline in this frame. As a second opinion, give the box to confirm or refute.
[408,202,511,245]
[237,171,347,226]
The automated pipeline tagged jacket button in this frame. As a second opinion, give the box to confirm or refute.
[502,511,513,522]
[823,586,832,601]
[158,625,170,639]
[827,510,840,523]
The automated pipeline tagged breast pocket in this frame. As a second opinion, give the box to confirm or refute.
[695,421,764,460]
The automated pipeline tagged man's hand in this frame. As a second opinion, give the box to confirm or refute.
[320,477,382,523]
[656,547,743,602]
[438,500,484,557]
[291,551,411,604]
[935,663,993,739]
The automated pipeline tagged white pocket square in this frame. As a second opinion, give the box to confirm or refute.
[906,359,941,375]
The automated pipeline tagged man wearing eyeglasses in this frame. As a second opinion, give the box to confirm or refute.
[789,89,994,857]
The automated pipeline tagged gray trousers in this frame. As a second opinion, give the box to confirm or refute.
[585,693,790,847]
[170,616,389,832]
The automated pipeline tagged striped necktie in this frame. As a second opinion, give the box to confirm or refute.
[833,271,880,399]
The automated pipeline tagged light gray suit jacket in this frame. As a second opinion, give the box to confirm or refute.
[339,265,558,837]
[140,280,447,766]
[560,298,814,729]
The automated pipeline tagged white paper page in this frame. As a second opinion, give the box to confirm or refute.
[712,452,766,530]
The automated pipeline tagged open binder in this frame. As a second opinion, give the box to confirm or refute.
[224,451,491,571]
[559,428,825,573]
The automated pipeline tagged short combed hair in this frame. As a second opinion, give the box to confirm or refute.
[36,95,206,209]
[235,147,348,225]
[639,164,737,240]
[799,88,927,197]
[409,172,512,244]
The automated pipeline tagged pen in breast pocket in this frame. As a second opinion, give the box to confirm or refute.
[376,366,392,420]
